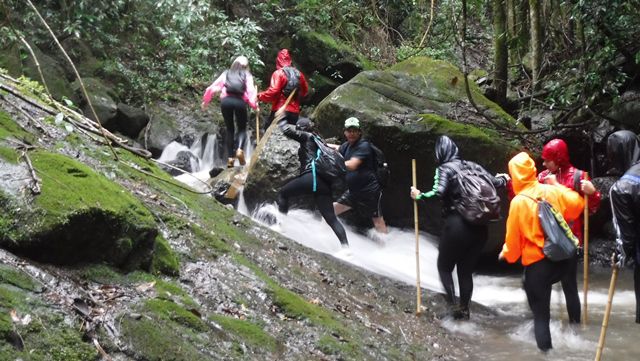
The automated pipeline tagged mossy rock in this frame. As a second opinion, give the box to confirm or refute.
[70,77,118,127]
[0,150,163,270]
[0,284,97,360]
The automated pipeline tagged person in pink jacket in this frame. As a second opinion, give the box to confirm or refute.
[201,56,258,168]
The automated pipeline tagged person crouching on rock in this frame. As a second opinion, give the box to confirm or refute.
[276,117,349,249]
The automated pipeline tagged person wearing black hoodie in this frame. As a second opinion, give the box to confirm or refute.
[608,130,640,323]
[276,117,349,249]
[410,135,509,319]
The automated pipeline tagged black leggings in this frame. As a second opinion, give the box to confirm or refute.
[277,172,348,246]
[221,95,248,156]
[264,110,299,130]
[560,254,580,323]
[523,257,571,351]
[437,212,487,309]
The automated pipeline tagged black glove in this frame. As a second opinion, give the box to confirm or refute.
[613,242,626,268]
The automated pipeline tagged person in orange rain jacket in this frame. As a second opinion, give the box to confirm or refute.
[258,49,309,130]
[537,138,601,324]
[499,152,584,352]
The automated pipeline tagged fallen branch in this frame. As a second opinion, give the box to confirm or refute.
[93,338,113,361]
[20,149,41,194]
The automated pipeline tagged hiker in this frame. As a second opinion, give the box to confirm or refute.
[410,135,508,319]
[201,55,258,168]
[499,152,584,351]
[538,138,601,324]
[331,117,388,234]
[258,49,309,129]
[607,130,640,323]
[276,117,349,249]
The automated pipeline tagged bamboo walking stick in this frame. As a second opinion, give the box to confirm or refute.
[255,85,260,143]
[412,159,422,315]
[583,174,590,326]
[594,256,619,361]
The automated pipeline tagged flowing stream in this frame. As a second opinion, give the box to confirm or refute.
[163,134,638,360]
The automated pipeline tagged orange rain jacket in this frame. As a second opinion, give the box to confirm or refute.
[500,152,584,266]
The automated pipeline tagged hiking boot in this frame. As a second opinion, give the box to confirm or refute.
[452,305,470,320]
[227,157,235,168]
[236,149,245,165]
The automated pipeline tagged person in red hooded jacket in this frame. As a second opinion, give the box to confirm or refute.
[258,49,309,129]
[537,138,601,324]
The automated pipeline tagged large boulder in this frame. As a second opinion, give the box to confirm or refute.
[114,103,150,138]
[0,148,165,271]
[71,77,118,127]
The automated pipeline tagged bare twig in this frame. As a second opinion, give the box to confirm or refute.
[418,0,436,48]
[93,338,113,361]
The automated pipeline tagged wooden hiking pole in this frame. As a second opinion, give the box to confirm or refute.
[583,174,590,326]
[255,85,260,143]
[594,256,619,361]
[412,159,422,315]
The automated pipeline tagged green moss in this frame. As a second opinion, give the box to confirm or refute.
[121,316,205,361]
[0,264,42,292]
[0,312,12,340]
[80,264,125,284]
[317,334,361,359]
[209,314,277,351]
[30,150,155,229]
[420,113,499,142]
[143,299,207,332]
[0,110,35,144]
[0,285,26,309]
[0,146,19,163]
[391,57,518,127]
[150,235,180,276]
[153,279,198,309]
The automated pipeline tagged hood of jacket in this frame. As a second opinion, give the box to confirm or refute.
[276,49,292,70]
[542,138,570,167]
[607,130,640,175]
[508,152,538,194]
[435,135,460,165]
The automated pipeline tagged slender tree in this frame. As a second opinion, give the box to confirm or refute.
[493,0,508,106]
[529,0,542,91]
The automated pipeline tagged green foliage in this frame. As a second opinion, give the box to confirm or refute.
[1,0,263,103]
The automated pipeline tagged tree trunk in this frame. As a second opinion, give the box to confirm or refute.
[506,0,516,38]
[493,0,508,106]
[529,0,542,91]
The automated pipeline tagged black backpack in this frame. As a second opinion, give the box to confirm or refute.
[520,193,579,261]
[450,161,501,225]
[309,135,347,191]
[369,142,390,188]
[224,70,246,95]
[282,67,301,97]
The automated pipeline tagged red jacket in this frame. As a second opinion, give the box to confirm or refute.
[537,139,601,245]
[258,49,309,114]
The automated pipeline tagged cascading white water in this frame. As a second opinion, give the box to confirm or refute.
[249,203,639,361]
[162,132,638,361]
